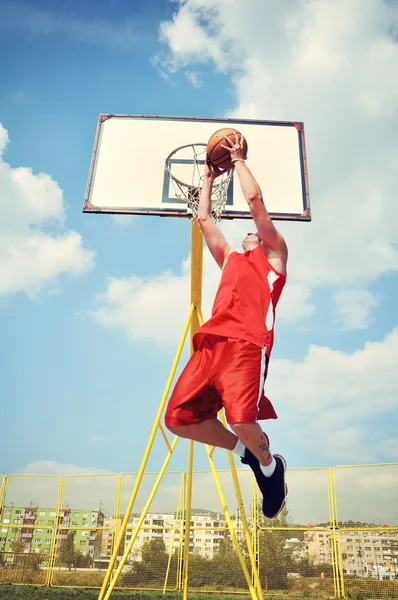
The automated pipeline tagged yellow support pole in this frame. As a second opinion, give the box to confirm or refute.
[196,307,262,599]
[102,438,179,600]
[331,468,344,598]
[178,473,186,591]
[98,303,195,600]
[252,475,259,586]
[163,473,186,594]
[220,412,263,600]
[182,221,204,600]
[47,476,64,586]
[0,475,6,508]
[328,468,340,598]
[205,444,259,600]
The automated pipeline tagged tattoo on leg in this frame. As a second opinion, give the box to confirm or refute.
[259,433,271,460]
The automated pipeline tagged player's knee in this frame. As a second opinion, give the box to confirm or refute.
[230,422,255,442]
[165,423,190,438]
[164,414,188,437]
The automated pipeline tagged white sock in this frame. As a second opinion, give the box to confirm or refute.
[232,439,246,458]
[260,455,276,477]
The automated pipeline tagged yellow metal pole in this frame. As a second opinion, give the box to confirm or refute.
[331,468,344,598]
[182,221,204,600]
[252,475,259,587]
[102,438,179,600]
[219,411,263,600]
[98,303,195,600]
[0,475,6,508]
[47,476,64,587]
[163,472,186,594]
[182,439,194,599]
[205,444,259,600]
[328,468,339,598]
[178,473,186,591]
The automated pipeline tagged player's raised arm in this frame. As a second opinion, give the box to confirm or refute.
[221,134,288,262]
[197,161,232,269]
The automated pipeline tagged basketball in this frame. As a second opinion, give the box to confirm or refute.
[207,128,248,171]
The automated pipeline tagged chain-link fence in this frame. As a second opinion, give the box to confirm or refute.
[0,463,397,598]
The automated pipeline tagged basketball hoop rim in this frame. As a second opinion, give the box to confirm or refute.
[165,142,207,190]
[165,142,232,190]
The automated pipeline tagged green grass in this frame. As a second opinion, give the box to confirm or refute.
[0,588,250,600]
[0,587,330,600]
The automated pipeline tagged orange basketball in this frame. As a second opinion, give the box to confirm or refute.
[207,128,248,171]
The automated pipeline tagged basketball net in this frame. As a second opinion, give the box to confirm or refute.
[165,143,233,222]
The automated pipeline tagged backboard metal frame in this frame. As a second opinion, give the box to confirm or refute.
[83,114,311,222]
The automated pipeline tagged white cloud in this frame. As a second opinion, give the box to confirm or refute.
[155,0,398,291]
[4,462,118,512]
[333,289,380,330]
[91,241,315,346]
[0,123,95,298]
[111,214,137,226]
[91,269,191,347]
[266,327,398,462]
[89,0,398,468]
[185,70,203,88]
[277,283,315,323]
[0,125,9,155]
[23,460,107,476]
[92,0,397,346]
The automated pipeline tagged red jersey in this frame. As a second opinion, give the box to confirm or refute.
[194,244,286,353]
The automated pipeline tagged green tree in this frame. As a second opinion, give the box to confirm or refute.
[257,506,302,590]
[0,552,5,568]
[212,532,247,589]
[122,537,178,589]
[58,532,75,570]
[74,549,92,568]
[10,537,27,568]
[188,552,215,588]
[26,552,43,571]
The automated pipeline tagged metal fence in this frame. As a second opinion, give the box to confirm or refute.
[0,463,397,598]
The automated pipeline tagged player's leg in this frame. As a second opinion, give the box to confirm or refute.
[229,422,272,465]
[167,417,238,449]
[216,339,287,519]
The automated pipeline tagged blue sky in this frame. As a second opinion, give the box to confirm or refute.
[0,0,397,508]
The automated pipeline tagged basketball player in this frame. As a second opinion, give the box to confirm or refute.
[165,132,288,519]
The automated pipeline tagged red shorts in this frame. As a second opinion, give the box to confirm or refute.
[165,334,278,427]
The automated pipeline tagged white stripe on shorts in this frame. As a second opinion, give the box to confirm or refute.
[257,346,267,407]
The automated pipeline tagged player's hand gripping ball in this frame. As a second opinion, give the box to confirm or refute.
[207,128,248,171]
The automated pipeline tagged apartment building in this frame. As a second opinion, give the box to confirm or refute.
[125,511,229,562]
[0,505,104,561]
[305,529,398,577]
[100,514,121,559]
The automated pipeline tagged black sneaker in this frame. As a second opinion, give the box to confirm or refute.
[241,440,288,519]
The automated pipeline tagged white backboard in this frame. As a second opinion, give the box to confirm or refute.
[83,115,311,221]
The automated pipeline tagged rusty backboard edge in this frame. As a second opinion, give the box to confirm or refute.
[96,113,305,129]
[298,124,311,220]
[82,116,104,213]
[82,205,311,222]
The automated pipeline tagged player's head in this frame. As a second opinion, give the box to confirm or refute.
[242,232,261,251]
